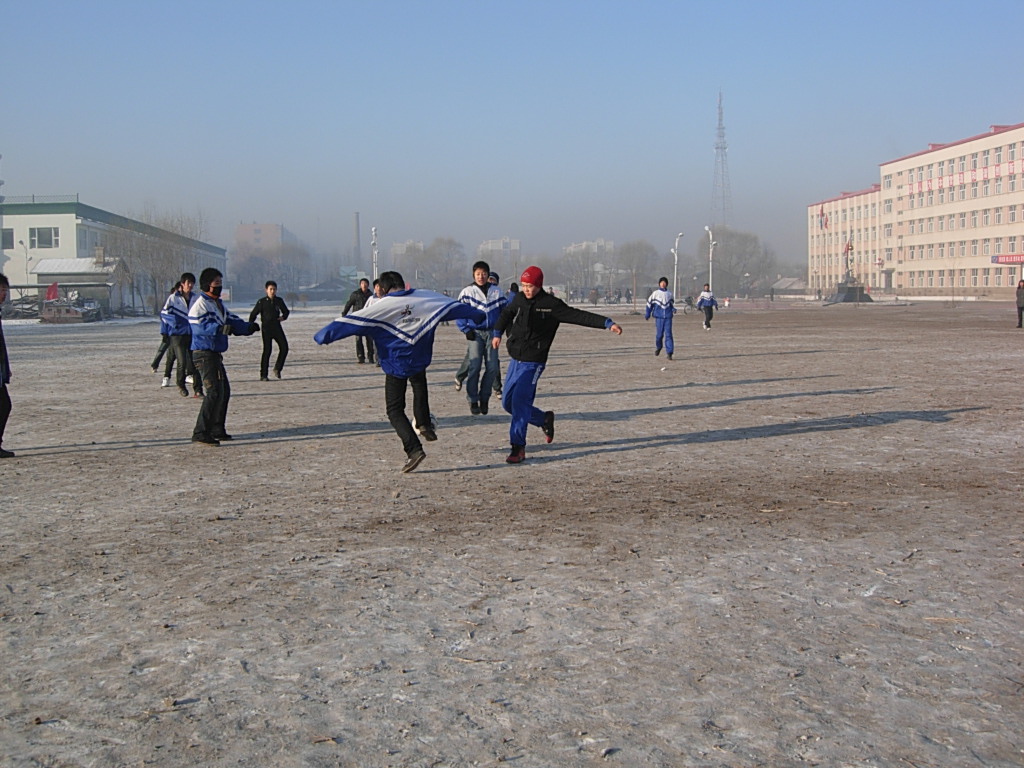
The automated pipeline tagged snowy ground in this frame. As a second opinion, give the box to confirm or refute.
[1,299,1022,767]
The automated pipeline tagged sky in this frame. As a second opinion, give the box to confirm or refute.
[3,0,1022,270]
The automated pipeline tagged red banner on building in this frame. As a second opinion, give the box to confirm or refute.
[991,253,1024,264]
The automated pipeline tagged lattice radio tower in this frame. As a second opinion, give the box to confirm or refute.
[710,91,732,228]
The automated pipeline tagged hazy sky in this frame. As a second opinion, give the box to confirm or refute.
[3,0,1022,267]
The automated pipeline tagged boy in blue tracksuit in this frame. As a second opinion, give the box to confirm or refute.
[161,272,203,397]
[455,261,507,416]
[188,268,259,445]
[644,276,676,359]
[492,266,623,464]
[315,270,486,473]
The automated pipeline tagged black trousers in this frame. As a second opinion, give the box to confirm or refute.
[260,325,289,377]
[169,335,199,392]
[192,350,231,439]
[702,306,715,326]
[0,384,10,446]
[356,336,375,363]
[384,371,429,456]
[151,334,170,370]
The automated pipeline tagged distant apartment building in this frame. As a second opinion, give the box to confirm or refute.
[809,122,1024,298]
[390,240,424,260]
[234,221,298,253]
[477,237,521,274]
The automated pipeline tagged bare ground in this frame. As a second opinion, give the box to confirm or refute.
[1,300,1022,767]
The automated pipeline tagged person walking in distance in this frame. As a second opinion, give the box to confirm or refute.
[492,266,622,464]
[160,273,203,398]
[696,283,719,331]
[249,280,290,380]
[644,276,676,359]
[188,268,260,445]
[314,271,486,472]
[1016,279,1024,328]
[343,278,376,364]
[0,273,15,458]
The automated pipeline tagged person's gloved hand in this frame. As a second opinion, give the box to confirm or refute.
[222,324,233,335]
[465,330,476,341]
[249,322,260,333]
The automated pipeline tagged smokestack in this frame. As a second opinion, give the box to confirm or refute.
[353,212,362,265]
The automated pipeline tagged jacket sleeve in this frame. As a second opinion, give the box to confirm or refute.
[278,298,290,321]
[445,301,487,328]
[342,293,355,316]
[227,312,256,335]
[248,299,261,324]
[314,318,360,345]
[493,300,515,336]
[552,299,612,329]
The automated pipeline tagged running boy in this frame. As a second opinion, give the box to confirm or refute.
[491,266,622,464]
[644,276,676,359]
[314,270,485,473]
[455,261,506,416]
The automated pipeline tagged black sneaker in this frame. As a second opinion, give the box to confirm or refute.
[655,348,661,356]
[178,387,190,398]
[542,411,555,443]
[506,445,526,464]
[358,358,366,364]
[454,377,463,391]
[402,449,426,473]
[667,352,673,360]
[0,448,15,459]
[470,402,481,415]
[479,400,489,415]
[212,433,233,441]
[274,369,282,379]
[260,376,270,381]
[192,435,220,446]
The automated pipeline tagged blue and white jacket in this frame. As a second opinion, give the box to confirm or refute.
[696,290,719,310]
[160,289,197,336]
[188,293,256,352]
[645,288,676,320]
[455,282,506,333]
[314,288,485,378]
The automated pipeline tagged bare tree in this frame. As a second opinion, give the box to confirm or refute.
[617,240,658,312]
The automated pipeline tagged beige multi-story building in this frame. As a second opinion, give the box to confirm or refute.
[809,122,1024,299]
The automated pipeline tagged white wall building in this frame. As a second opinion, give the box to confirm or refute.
[809,122,1024,299]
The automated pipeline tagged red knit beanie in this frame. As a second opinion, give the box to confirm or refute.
[520,266,544,287]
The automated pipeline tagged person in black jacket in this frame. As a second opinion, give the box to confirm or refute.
[491,265,622,464]
[342,278,375,364]
[0,273,14,458]
[248,280,290,380]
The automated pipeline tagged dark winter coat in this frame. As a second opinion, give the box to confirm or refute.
[343,287,372,316]
[494,289,612,365]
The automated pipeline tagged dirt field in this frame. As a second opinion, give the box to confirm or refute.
[1,299,1022,767]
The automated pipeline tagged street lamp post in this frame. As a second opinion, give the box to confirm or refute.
[19,240,32,284]
[671,232,684,302]
[704,226,717,291]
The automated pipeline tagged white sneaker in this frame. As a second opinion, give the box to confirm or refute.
[161,377,171,388]
[185,375,193,385]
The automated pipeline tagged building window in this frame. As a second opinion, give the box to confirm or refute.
[983,150,990,167]
[909,272,916,288]
[1010,144,1017,162]
[938,271,945,288]
[996,238,1003,254]
[927,270,934,287]
[996,178,1002,194]
[996,269,1003,287]
[29,227,60,249]
[971,182,979,199]
[971,240,979,257]
[960,184,967,200]
[1,228,12,251]
[938,188,945,204]
[996,146,1003,164]
[959,156,966,173]
[960,242,967,258]
[959,269,966,288]
[938,243,945,259]
[938,216,945,232]
[971,268,979,287]
[983,240,990,256]
[1010,236,1018,254]
[971,153,978,170]
[1011,175,1017,193]
[948,214,955,230]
